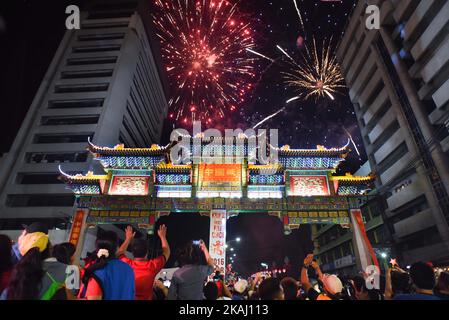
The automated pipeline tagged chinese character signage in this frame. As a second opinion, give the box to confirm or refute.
[109,176,150,196]
[289,175,330,196]
[198,164,242,189]
[69,210,86,247]
[209,210,226,274]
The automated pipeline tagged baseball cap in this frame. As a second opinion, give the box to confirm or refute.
[23,222,48,234]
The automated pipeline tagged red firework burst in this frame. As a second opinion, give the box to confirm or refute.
[152,0,257,124]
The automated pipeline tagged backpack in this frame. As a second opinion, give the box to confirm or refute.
[41,272,65,300]
[80,259,135,300]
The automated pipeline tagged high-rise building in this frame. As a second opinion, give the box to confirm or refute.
[337,0,449,266]
[0,0,169,231]
[312,162,389,276]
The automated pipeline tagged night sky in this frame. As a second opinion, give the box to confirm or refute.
[160,0,366,175]
[0,0,364,276]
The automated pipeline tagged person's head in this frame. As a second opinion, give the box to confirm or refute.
[131,238,149,259]
[82,231,118,286]
[95,230,118,256]
[178,240,206,266]
[23,222,48,235]
[391,270,411,295]
[7,238,50,300]
[61,242,76,264]
[18,231,49,257]
[204,281,219,300]
[436,272,449,293]
[410,262,435,291]
[258,278,284,300]
[52,242,76,265]
[0,234,13,273]
[280,277,299,300]
[351,275,369,300]
[322,274,343,297]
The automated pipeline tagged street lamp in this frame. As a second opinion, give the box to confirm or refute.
[379,252,389,271]
[236,237,241,242]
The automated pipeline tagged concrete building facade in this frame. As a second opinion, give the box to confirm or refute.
[0,0,168,230]
[312,162,390,276]
[336,0,449,266]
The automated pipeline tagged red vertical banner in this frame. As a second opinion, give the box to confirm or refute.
[283,214,289,226]
[69,210,87,247]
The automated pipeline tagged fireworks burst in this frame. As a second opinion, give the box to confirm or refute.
[281,37,345,101]
[153,0,257,124]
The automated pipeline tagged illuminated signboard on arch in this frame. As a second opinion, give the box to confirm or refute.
[196,164,243,198]
[289,175,330,196]
[109,176,150,196]
[197,164,242,188]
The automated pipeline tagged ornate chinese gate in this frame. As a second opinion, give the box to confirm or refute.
[61,137,378,272]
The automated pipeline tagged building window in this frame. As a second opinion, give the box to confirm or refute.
[72,45,121,53]
[342,241,352,257]
[54,83,109,93]
[41,115,99,126]
[17,173,64,185]
[365,100,391,131]
[370,120,400,151]
[61,69,113,79]
[67,56,117,66]
[118,132,130,146]
[26,152,88,164]
[390,195,429,222]
[6,195,75,207]
[81,22,129,29]
[88,11,135,19]
[377,142,409,172]
[77,33,125,41]
[33,133,94,144]
[397,226,442,251]
[48,99,104,109]
[122,117,140,147]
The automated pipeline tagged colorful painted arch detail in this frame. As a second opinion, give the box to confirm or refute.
[60,139,374,200]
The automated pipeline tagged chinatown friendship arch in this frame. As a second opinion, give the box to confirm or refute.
[60,135,380,273]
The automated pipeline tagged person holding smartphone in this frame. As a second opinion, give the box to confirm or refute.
[167,239,215,300]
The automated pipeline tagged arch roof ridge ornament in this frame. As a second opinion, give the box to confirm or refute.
[272,139,351,157]
[58,165,107,182]
[87,137,170,157]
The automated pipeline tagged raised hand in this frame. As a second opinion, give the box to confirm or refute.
[125,225,136,240]
[303,254,314,267]
[157,224,167,239]
[199,239,207,252]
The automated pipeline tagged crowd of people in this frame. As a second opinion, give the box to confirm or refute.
[0,222,448,300]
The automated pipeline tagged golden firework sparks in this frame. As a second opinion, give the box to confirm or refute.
[281,37,345,102]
